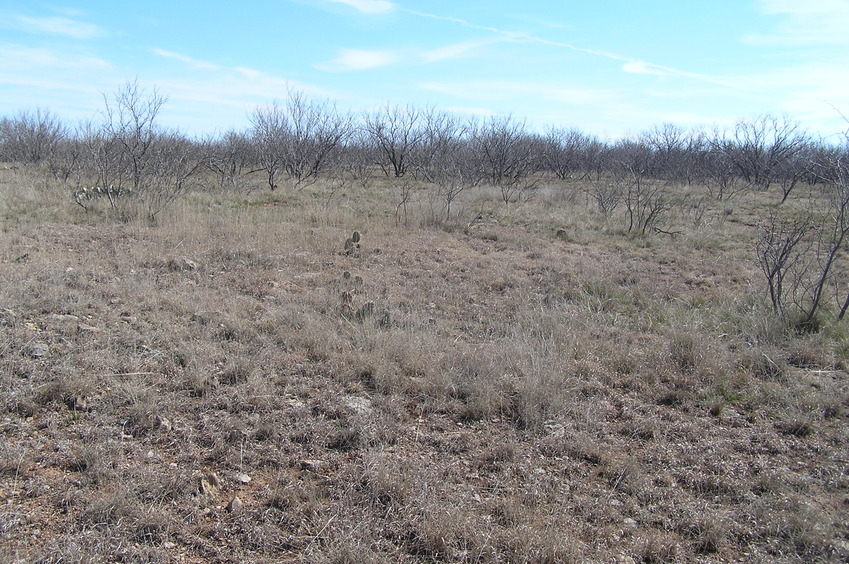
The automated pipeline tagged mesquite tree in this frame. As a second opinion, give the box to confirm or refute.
[0,108,67,165]
[472,116,538,205]
[363,104,426,178]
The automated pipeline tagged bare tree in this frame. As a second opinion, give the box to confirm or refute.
[757,213,814,315]
[417,112,479,220]
[610,138,670,234]
[102,79,168,192]
[472,115,539,205]
[249,100,288,190]
[717,115,807,195]
[250,91,352,189]
[756,142,849,327]
[363,104,426,178]
[585,177,623,218]
[284,91,352,187]
[70,80,200,220]
[142,131,205,220]
[540,127,592,181]
[206,129,253,190]
[703,135,746,200]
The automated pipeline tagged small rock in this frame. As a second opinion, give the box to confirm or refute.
[342,395,372,414]
[235,473,251,484]
[29,343,49,359]
[47,313,79,325]
[227,496,243,513]
[721,408,741,420]
[543,421,566,437]
[623,517,638,528]
[77,323,103,335]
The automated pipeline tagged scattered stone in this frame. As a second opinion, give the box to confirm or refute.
[542,420,565,438]
[623,517,638,528]
[342,395,373,414]
[721,408,741,420]
[46,313,79,325]
[29,343,49,359]
[227,496,243,513]
[77,323,103,335]
[235,473,251,484]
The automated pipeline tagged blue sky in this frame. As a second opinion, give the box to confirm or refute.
[1,0,848,139]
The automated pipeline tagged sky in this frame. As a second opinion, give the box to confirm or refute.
[1,0,848,140]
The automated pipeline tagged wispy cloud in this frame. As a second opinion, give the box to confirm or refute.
[0,45,112,74]
[316,48,399,71]
[621,60,669,77]
[420,38,501,63]
[420,80,618,107]
[153,49,221,71]
[10,15,103,39]
[327,0,395,14]
[745,0,849,45]
[405,9,749,92]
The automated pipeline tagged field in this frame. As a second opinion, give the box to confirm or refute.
[1,166,847,563]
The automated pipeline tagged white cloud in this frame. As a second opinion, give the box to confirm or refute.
[153,49,221,71]
[326,0,394,14]
[12,15,103,39]
[0,45,112,74]
[420,80,619,107]
[621,60,668,77]
[316,48,398,71]
[420,38,500,63]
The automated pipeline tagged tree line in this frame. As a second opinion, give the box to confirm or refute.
[1,82,846,210]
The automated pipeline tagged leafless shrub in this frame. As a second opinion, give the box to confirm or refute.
[0,107,66,165]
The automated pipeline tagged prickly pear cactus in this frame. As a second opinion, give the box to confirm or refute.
[344,231,362,256]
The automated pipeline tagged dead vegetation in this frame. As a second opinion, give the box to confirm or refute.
[0,166,848,563]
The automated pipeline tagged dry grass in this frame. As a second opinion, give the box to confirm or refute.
[1,166,848,562]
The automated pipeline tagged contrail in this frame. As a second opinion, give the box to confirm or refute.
[403,8,757,92]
